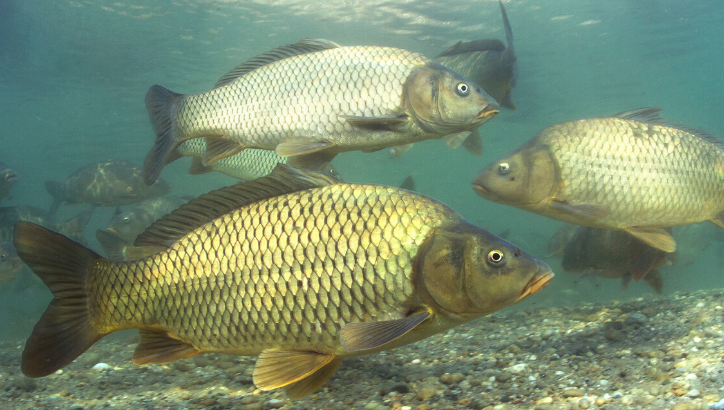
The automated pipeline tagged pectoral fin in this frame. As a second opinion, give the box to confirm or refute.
[340,115,409,131]
[549,200,610,220]
[443,131,471,150]
[709,211,724,230]
[461,130,483,156]
[132,329,201,365]
[279,142,337,171]
[340,310,431,352]
[253,350,337,392]
[389,143,414,158]
[624,227,676,253]
[202,137,243,166]
[284,357,343,399]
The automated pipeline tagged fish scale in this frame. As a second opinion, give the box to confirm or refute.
[176,47,425,148]
[548,118,724,227]
[89,184,445,354]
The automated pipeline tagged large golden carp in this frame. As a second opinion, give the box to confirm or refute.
[473,108,724,253]
[143,39,499,185]
[16,165,551,399]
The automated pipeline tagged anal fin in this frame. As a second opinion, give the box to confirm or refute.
[202,137,243,166]
[284,357,342,399]
[624,227,676,253]
[286,150,337,172]
[340,310,431,352]
[710,211,724,230]
[132,329,201,365]
[188,157,214,175]
[253,350,337,392]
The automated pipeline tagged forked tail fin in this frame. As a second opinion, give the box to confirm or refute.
[14,221,108,377]
[144,85,183,186]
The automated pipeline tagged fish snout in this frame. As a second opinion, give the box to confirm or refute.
[476,105,500,122]
[517,268,554,301]
[3,170,17,183]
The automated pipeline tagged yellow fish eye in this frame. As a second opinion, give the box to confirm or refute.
[487,250,505,265]
[498,163,510,175]
[456,82,470,96]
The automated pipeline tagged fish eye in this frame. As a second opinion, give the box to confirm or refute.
[487,250,505,265]
[456,82,470,97]
[498,163,510,175]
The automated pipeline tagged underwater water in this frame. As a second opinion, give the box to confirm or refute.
[2,0,724,408]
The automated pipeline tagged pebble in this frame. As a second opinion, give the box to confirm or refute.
[605,329,624,342]
[496,371,513,382]
[416,386,436,401]
[91,363,112,372]
[266,399,285,409]
[688,389,702,398]
[509,363,530,375]
[563,389,584,397]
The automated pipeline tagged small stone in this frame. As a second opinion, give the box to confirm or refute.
[451,373,465,383]
[563,389,584,398]
[536,397,553,404]
[240,396,258,405]
[671,403,699,410]
[625,313,646,326]
[605,329,623,342]
[439,373,454,384]
[391,383,410,394]
[496,371,513,383]
[595,398,605,406]
[509,363,530,375]
[193,356,213,367]
[266,398,285,409]
[174,362,192,372]
[11,378,37,392]
[578,398,590,409]
[91,363,112,372]
[416,387,436,401]
[688,389,702,398]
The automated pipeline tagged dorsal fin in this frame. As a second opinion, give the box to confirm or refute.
[614,107,724,151]
[436,39,506,59]
[134,164,341,248]
[214,39,342,88]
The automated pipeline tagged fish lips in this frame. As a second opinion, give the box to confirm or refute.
[517,268,555,302]
[3,171,17,183]
[472,180,497,201]
[475,106,500,123]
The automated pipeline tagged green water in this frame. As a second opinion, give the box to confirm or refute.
[1,0,723,338]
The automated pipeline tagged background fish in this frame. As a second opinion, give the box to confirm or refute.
[16,165,552,400]
[0,242,24,287]
[96,195,191,260]
[551,225,675,293]
[144,39,499,184]
[436,0,518,110]
[170,138,339,181]
[0,205,95,245]
[473,108,724,253]
[0,161,17,203]
[46,159,171,215]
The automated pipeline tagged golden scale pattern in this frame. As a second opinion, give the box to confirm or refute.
[174,47,430,147]
[546,118,724,226]
[177,138,288,180]
[90,184,452,354]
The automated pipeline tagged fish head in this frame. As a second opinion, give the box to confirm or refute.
[107,211,141,239]
[405,64,499,135]
[0,241,24,285]
[419,221,553,319]
[472,143,557,209]
[147,177,172,196]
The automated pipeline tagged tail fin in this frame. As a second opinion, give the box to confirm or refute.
[44,181,65,216]
[14,222,107,377]
[55,206,96,243]
[144,85,183,186]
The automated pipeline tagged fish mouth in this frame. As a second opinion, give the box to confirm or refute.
[475,106,500,121]
[4,171,17,183]
[12,260,24,271]
[472,181,495,200]
[517,269,555,301]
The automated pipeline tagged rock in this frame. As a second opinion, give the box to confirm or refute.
[193,356,213,367]
[562,389,584,397]
[509,363,530,375]
[688,389,702,398]
[625,313,647,326]
[391,382,410,394]
[416,386,436,401]
[496,371,513,383]
[266,399,285,409]
[671,403,699,410]
[91,363,112,372]
[10,378,37,392]
[605,329,623,342]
